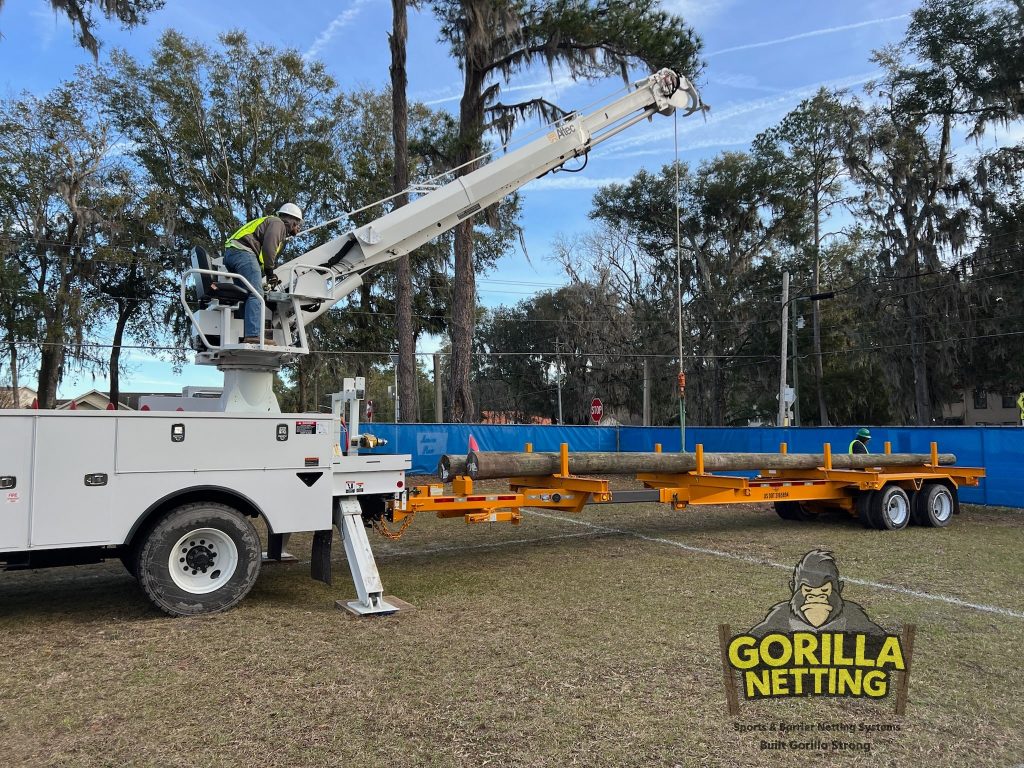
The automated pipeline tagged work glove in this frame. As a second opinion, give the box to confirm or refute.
[266,273,281,289]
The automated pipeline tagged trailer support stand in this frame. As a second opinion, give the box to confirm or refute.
[334,496,398,616]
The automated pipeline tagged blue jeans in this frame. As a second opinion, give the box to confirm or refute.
[223,248,264,338]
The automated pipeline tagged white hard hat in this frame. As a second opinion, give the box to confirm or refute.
[277,202,303,222]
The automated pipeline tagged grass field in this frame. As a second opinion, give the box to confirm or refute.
[1,484,1022,767]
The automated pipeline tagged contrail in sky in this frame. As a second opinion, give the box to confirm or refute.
[707,14,910,57]
[304,0,374,61]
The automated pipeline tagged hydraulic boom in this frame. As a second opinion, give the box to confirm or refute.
[183,69,703,412]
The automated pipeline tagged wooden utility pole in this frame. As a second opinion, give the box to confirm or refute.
[777,271,790,427]
[643,357,651,426]
[433,353,443,423]
[449,450,957,480]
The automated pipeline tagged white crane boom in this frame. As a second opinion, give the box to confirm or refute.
[184,68,703,412]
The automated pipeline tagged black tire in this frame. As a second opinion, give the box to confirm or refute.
[912,483,956,528]
[774,501,818,522]
[870,485,911,530]
[851,493,876,528]
[137,502,261,617]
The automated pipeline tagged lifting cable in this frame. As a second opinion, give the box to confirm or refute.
[674,109,687,450]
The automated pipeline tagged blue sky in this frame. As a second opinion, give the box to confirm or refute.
[0,0,924,396]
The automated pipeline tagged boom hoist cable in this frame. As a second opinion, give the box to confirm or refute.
[674,110,687,451]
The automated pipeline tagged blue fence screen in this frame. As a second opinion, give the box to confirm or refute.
[362,424,1023,508]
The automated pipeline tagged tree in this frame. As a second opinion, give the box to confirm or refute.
[0,0,164,59]
[884,0,1024,137]
[97,32,356,409]
[954,148,1024,395]
[98,31,346,251]
[552,226,680,423]
[476,279,647,423]
[754,90,854,425]
[391,0,419,421]
[431,0,702,422]
[0,242,39,407]
[591,154,791,426]
[842,86,969,425]
[86,175,178,406]
[853,0,1023,422]
[0,85,124,407]
[475,303,556,421]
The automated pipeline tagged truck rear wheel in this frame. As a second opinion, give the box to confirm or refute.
[912,483,955,527]
[137,502,261,616]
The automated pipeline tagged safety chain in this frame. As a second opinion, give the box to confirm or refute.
[373,512,416,541]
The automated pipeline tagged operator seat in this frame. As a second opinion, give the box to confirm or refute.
[191,246,250,308]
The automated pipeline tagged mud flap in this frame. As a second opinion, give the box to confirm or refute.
[311,528,333,585]
[267,532,285,560]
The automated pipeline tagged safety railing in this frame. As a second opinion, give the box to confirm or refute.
[181,267,269,351]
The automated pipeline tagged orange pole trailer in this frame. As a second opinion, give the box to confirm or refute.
[395,443,984,533]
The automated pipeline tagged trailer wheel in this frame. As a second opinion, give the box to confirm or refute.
[912,483,955,528]
[136,502,261,617]
[855,492,879,528]
[774,501,818,522]
[870,485,911,530]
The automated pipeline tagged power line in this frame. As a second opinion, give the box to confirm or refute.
[6,327,1024,361]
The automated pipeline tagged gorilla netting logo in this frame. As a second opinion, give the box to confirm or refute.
[718,550,915,715]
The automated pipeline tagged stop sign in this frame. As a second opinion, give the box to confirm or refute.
[590,398,603,423]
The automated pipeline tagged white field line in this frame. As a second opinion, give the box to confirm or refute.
[523,509,1024,621]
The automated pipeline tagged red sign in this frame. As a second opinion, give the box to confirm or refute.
[590,398,604,423]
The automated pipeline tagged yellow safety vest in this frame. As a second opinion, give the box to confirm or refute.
[848,440,869,454]
[225,217,284,267]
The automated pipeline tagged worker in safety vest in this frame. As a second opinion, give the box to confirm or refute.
[222,203,303,343]
[848,428,871,454]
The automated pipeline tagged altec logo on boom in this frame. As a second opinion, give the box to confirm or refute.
[718,550,914,714]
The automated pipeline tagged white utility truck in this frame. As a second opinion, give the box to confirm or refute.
[0,70,703,616]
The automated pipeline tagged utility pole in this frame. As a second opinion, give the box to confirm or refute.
[433,353,443,423]
[390,354,400,423]
[777,271,790,428]
[643,357,651,426]
[792,314,801,427]
[555,337,564,425]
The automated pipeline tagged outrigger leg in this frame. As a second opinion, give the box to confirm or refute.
[333,496,398,616]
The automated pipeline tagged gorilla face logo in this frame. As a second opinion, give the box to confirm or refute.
[749,549,886,638]
[798,581,835,627]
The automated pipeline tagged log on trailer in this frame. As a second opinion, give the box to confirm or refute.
[447,450,958,481]
[438,454,471,482]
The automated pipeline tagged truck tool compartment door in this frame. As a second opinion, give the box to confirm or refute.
[31,416,115,547]
[0,416,33,550]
